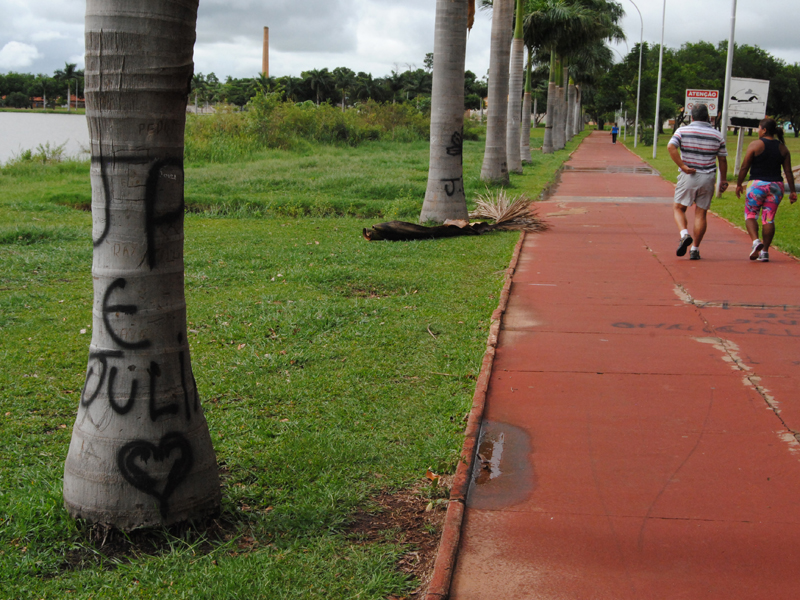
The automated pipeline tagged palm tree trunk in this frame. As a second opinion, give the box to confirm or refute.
[574,86,582,133]
[520,47,533,164]
[520,92,532,163]
[64,0,220,530]
[505,0,524,175]
[67,81,71,112]
[533,97,538,126]
[421,0,469,223]
[480,0,513,184]
[566,81,576,141]
[542,53,556,154]
[542,93,555,153]
[554,60,567,150]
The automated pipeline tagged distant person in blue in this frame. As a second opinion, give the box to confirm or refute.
[611,123,619,144]
[735,117,797,262]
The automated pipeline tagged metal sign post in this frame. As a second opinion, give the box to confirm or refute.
[717,0,737,197]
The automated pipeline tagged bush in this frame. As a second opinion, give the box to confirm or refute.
[462,119,483,141]
[6,91,30,108]
[184,94,430,164]
[6,142,67,165]
[465,93,482,110]
[641,128,654,146]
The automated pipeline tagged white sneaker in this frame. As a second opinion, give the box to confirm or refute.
[758,251,769,262]
[750,240,764,260]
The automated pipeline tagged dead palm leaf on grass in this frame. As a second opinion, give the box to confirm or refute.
[469,188,548,232]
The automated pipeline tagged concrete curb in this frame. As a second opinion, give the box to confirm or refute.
[424,230,527,600]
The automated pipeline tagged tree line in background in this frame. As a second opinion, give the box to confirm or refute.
[0,63,84,108]
[191,62,493,110]
[0,57,494,112]
[585,41,800,138]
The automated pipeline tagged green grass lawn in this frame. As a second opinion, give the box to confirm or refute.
[622,131,800,257]
[0,129,587,599]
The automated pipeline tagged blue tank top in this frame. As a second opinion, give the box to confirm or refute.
[750,138,783,182]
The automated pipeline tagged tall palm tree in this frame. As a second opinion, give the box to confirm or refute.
[253,72,277,94]
[554,58,567,150]
[332,67,356,111]
[64,0,220,529]
[383,70,405,104]
[570,40,615,133]
[279,75,301,102]
[420,0,471,223]
[506,0,525,174]
[520,47,534,163]
[55,62,80,111]
[480,0,514,184]
[525,0,625,151]
[524,2,592,153]
[354,72,379,102]
[302,68,331,105]
[541,54,557,153]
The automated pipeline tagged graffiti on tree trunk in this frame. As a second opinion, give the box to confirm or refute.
[117,432,194,518]
[92,155,184,272]
[83,150,198,517]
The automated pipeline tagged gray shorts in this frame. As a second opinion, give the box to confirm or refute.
[674,171,716,210]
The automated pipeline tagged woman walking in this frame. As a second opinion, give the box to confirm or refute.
[736,118,797,261]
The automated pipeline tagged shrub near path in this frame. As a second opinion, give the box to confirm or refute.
[0,127,586,599]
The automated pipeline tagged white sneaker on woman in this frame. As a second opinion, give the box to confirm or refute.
[750,240,764,260]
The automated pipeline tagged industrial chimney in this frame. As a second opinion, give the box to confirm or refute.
[268,27,269,77]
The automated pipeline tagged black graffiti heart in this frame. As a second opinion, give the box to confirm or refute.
[117,432,194,518]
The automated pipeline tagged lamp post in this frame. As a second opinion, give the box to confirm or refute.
[717,0,738,196]
[652,0,666,159]
[628,0,644,148]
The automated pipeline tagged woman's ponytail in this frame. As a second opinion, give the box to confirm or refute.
[760,117,784,143]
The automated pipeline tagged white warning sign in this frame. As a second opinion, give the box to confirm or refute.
[685,89,719,117]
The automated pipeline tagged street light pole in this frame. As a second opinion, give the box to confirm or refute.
[628,0,644,148]
[653,0,666,159]
[717,0,738,196]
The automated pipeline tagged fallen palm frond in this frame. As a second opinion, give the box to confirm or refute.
[363,220,493,241]
[469,188,548,232]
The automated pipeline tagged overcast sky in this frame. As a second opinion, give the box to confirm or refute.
[1,0,798,80]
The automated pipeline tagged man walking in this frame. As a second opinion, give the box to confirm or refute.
[667,104,728,260]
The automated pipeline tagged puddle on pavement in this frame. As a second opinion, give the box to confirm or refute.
[475,431,505,484]
[467,420,535,510]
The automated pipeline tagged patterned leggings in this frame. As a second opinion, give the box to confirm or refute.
[745,180,784,224]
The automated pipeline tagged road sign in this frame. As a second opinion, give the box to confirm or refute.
[727,77,769,120]
[685,89,719,117]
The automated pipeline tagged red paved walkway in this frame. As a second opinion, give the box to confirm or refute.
[449,132,800,599]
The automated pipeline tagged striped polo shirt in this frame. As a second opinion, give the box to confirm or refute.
[668,121,727,173]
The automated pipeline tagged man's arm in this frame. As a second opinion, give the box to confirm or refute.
[718,156,729,192]
[668,143,696,174]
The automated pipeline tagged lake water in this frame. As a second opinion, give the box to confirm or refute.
[0,112,90,165]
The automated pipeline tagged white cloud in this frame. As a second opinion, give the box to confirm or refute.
[0,1,798,78]
[30,30,64,42]
[0,41,42,69]
[67,53,85,68]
